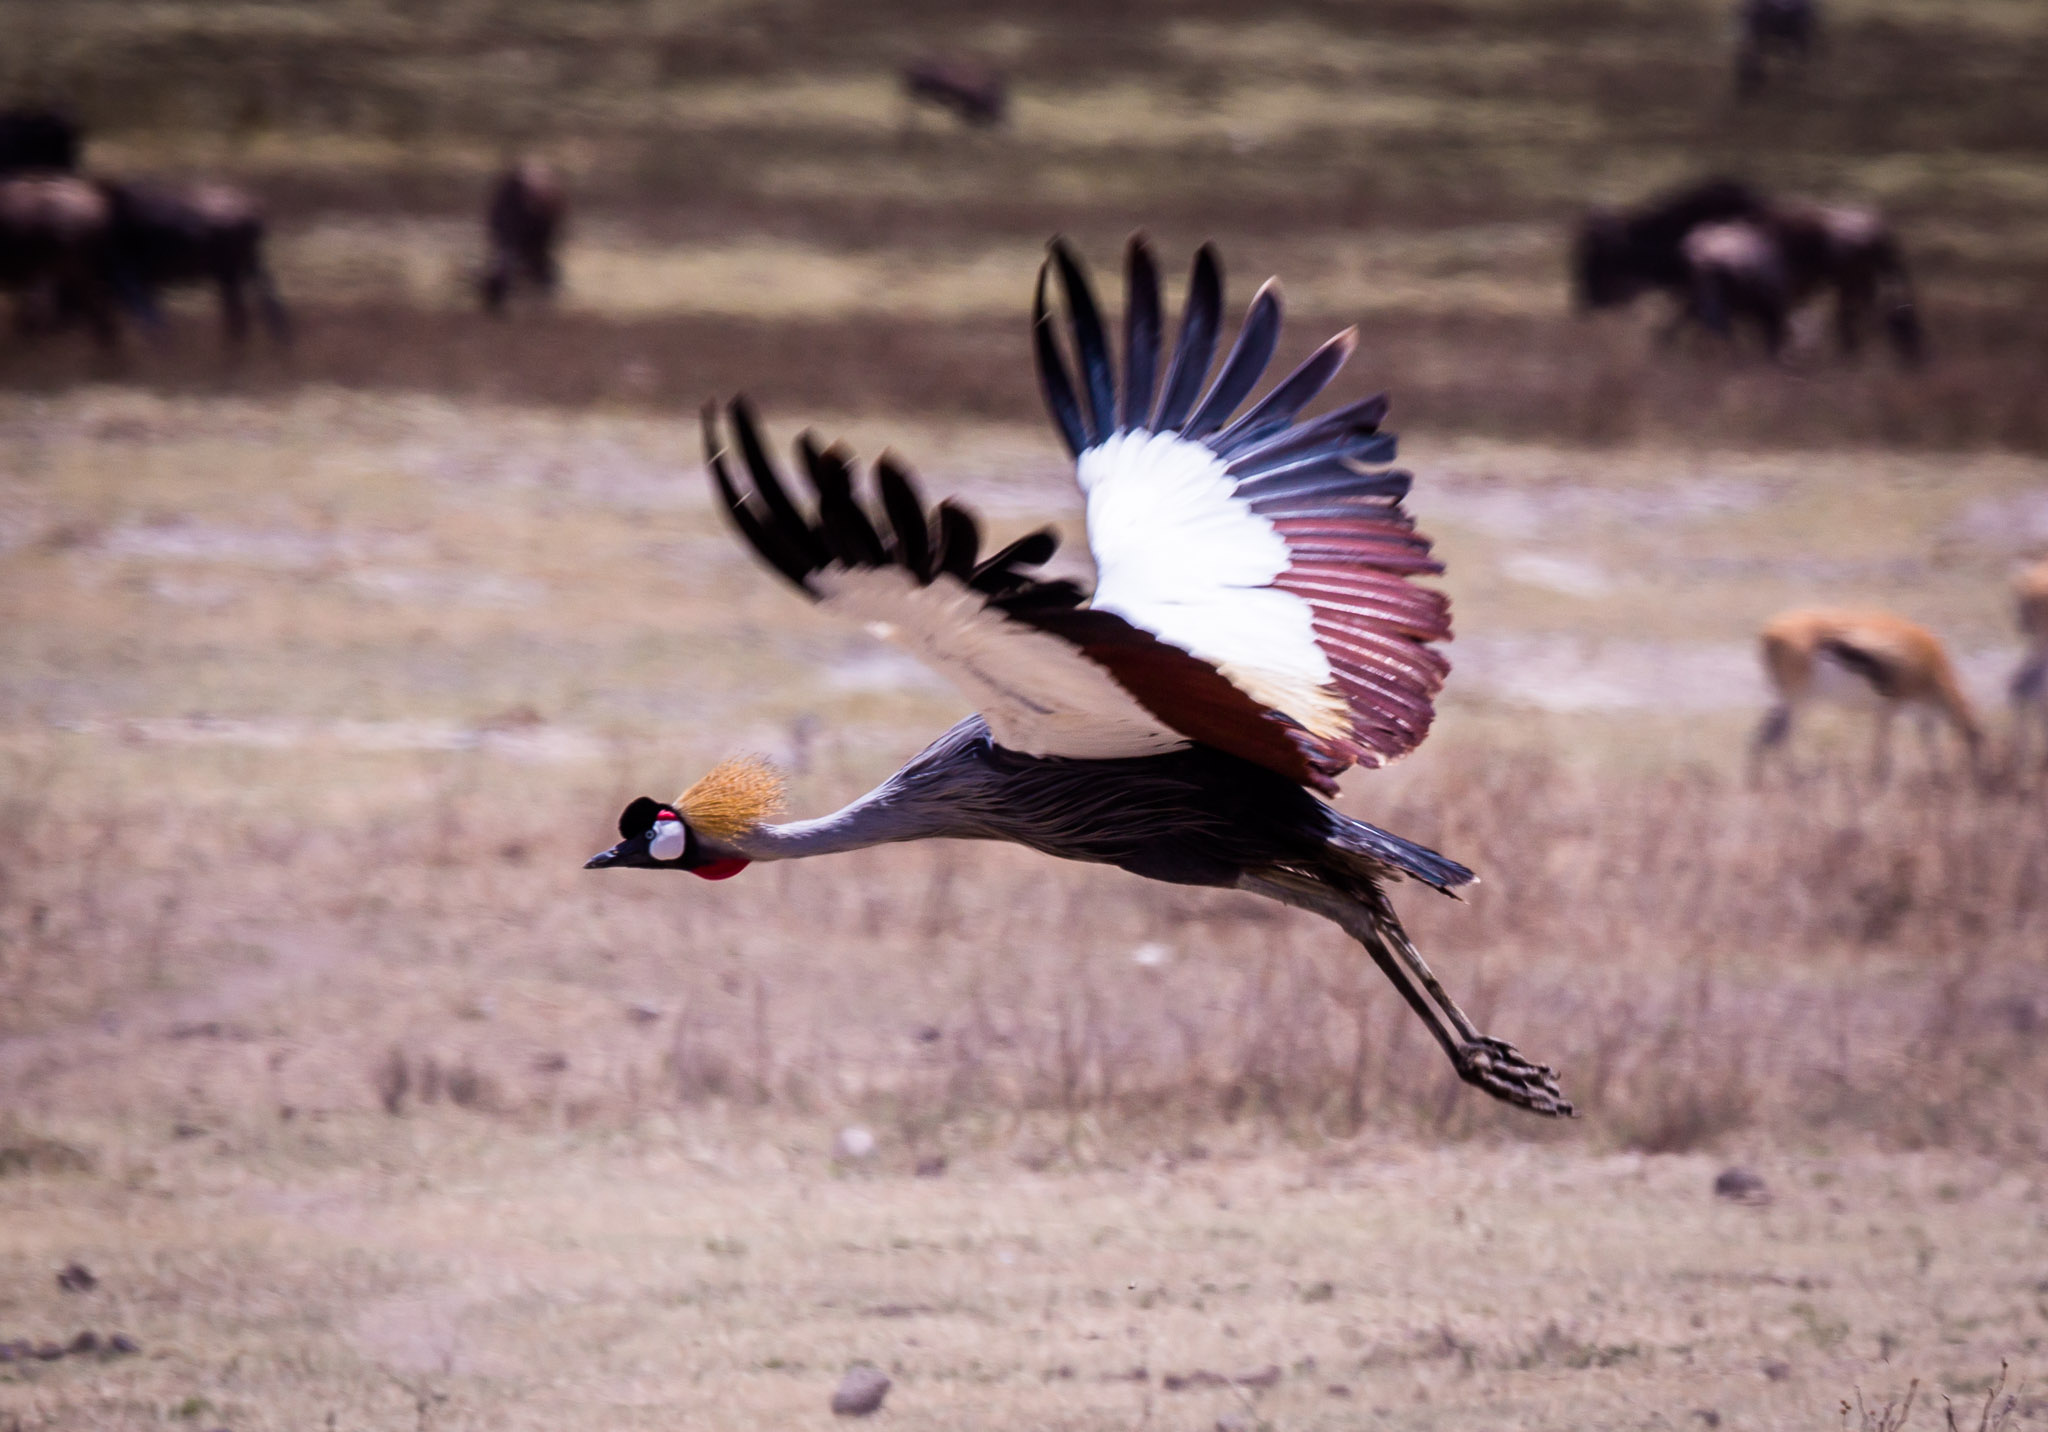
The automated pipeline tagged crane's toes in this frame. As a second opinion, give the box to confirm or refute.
[1455,1036,1576,1119]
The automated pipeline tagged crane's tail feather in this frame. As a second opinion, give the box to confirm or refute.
[1326,813,1475,894]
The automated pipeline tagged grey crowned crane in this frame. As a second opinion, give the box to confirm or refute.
[586,238,1573,1118]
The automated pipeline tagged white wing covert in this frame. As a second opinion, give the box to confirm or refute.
[1035,239,1452,781]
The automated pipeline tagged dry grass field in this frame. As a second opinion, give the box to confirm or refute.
[4,0,2048,1426]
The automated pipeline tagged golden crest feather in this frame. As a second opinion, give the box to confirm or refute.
[676,757,786,840]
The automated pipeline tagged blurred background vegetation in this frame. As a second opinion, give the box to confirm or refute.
[2,0,2046,445]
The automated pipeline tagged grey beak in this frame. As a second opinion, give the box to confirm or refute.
[584,845,623,869]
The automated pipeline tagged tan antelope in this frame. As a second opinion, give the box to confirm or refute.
[2011,561,2048,761]
[1751,608,1982,782]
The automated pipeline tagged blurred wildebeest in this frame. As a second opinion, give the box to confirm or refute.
[901,58,1008,128]
[103,179,290,345]
[0,174,121,346]
[0,107,81,174]
[1735,0,1818,97]
[1680,205,1921,363]
[1572,178,1771,311]
[1573,179,1921,365]
[1680,222,1791,352]
[480,158,565,316]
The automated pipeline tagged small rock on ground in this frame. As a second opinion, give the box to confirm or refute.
[831,1365,891,1416]
[56,1263,97,1293]
[1713,1167,1771,1205]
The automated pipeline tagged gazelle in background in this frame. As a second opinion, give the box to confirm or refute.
[2011,561,2048,764]
[1750,608,1982,783]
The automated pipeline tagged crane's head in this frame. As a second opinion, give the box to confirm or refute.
[584,757,784,877]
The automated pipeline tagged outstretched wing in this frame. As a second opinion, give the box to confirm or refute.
[1035,237,1451,777]
[705,401,1329,780]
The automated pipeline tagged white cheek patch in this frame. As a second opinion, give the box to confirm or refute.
[648,819,688,862]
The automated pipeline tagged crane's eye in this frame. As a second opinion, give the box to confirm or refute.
[648,818,688,862]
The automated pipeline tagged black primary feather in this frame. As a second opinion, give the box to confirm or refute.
[729,400,827,569]
[1212,328,1356,454]
[1238,462,1411,506]
[710,403,1092,622]
[1154,244,1222,432]
[706,412,814,589]
[970,528,1061,593]
[1120,238,1162,431]
[1183,280,1282,440]
[1223,393,1390,473]
[991,578,1088,614]
[1033,264,1088,458]
[799,435,887,567]
[1050,239,1115,447]
[935,501,981,580]
[877,456,935,580]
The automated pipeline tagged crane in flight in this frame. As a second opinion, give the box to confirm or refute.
[586,238,1572,1118]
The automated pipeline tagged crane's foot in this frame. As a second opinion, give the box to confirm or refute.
[1454,1036,1575,1118]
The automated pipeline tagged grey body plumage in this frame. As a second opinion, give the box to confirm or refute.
[743,715,1470,892]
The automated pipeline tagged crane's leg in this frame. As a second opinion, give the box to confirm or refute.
[1238,869,1574,1117]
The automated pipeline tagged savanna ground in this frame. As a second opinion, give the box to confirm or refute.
[4,0,2048,1427]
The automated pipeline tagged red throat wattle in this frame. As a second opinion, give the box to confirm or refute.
[691,857,751,881]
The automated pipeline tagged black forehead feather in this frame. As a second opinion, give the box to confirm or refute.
[618,796,664,840]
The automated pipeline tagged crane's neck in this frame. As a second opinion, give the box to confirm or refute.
[716,790,957,863]
[705,715,1001,865]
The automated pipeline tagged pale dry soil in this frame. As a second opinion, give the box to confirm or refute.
[2,1123,2042,1431]
[5,396,2046,1432]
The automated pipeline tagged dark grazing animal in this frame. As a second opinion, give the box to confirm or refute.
[584,238,1574,1119]
[902,58,1008,128]
[1680,222,1792,352]
[1574,179,1921,364]
[0,107,81,174]
[480,159,565,315]
[0,173,120,346]
[1735,0,1819,97]
[1681,206,1921,362]
[103,180,290,344]
[1572,178,1773,312]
